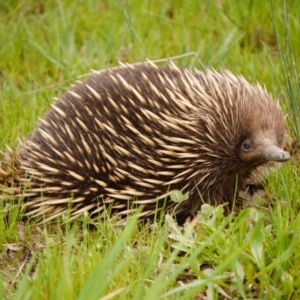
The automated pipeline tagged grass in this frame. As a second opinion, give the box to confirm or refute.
[0,0,300,298]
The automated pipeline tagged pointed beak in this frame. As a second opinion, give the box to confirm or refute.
[262,139,290,162]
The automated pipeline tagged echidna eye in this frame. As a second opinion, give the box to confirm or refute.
[241,140,252,152]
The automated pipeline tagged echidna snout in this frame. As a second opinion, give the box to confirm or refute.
[0,63,290,223]
[260,139,290,162]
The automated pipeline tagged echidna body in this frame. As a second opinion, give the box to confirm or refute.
[0,63,290,223]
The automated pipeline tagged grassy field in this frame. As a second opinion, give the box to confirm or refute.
[1,0,300,299]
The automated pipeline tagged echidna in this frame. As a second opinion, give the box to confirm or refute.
[0,62,290,223]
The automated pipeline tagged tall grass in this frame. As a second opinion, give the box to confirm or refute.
[269,0,300,142]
